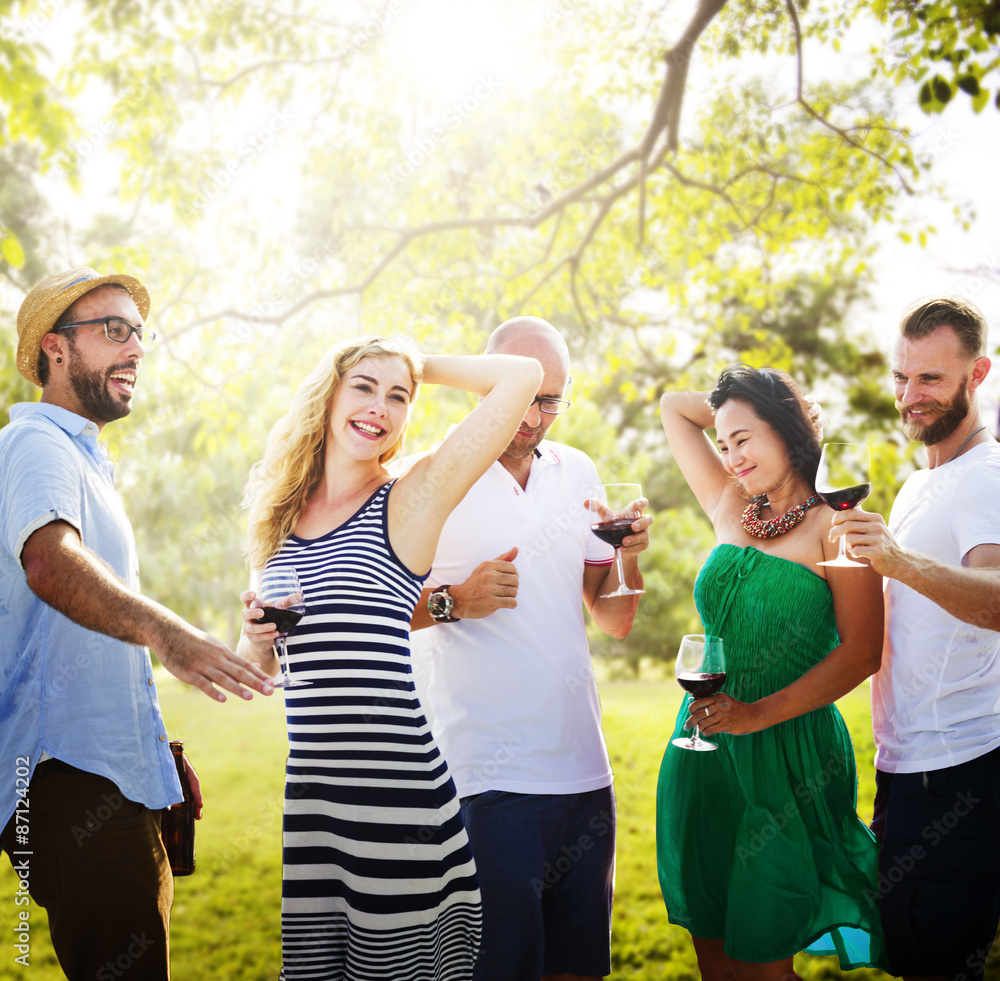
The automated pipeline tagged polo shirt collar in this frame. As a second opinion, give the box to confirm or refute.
[530,440,562,466]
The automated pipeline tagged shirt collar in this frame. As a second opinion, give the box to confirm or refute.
[10,402,101,439]
[531,440,563,465]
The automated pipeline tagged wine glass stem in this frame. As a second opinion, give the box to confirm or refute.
[277,638,291,683]
[691,724,702,747]
[837,531,850,561]
[614,548,627,592]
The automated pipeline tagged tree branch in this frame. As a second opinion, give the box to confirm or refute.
[637,0,730,241]
[157,0,915,345]
[784,0,915,194]
[638,0,730,161]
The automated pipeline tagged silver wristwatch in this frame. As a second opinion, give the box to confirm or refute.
[427,585,459,623]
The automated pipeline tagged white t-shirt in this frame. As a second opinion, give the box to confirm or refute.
[872,440,1000,773]
[410,441,616,798]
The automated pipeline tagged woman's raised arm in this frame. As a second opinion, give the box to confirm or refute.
[659,389,731,520]
[389,353,542,572]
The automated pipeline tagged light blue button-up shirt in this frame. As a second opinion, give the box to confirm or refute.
[0,402,181,829]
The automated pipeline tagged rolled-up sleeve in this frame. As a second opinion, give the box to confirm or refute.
[1,423,84,567]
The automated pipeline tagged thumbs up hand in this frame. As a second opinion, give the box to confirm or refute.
[449,547,520,619]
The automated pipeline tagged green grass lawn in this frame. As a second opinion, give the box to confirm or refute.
[0,677,994,979]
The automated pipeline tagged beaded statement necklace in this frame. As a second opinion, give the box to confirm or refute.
[741,494,822,540]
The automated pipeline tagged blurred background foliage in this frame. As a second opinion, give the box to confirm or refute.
[0,0,997,666]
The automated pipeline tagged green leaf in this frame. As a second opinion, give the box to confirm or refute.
[972,88,989,112]
[968,33,989,53]
[957,74,980,96]
[919,80,934,106]
[932,75,953,103]
[0,234,25,268]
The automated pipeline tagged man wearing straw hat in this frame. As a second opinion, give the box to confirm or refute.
[0,267,274,980]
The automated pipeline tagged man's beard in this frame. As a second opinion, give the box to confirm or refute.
[68,340,133,425]
[501,429,545,460]
[897,381,970,445]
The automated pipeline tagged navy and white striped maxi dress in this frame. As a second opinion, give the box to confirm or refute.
[272,481,481,980]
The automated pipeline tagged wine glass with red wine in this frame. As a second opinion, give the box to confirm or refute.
[815,442,871,569]
[259,567,309,688]
[590,482,645,598]
[672,634,726,752]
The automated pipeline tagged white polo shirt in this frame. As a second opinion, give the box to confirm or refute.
[873,440,1000,773]
[411,440,616,798]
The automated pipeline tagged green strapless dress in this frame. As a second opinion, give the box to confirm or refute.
[656,545,886,967]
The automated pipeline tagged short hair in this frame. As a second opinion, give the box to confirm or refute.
[899,296,988,359]
[485,316,570,373]
[37,283,131,385]
[708,364,823,490]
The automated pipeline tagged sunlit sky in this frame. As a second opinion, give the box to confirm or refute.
[862,96,1000,431]
[388,0,546,102]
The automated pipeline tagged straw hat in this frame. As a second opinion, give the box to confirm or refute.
[16,266,151,387]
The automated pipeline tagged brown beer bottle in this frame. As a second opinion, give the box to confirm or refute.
[160,739,196,876]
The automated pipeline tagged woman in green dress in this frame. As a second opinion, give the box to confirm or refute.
[657,364,886,977]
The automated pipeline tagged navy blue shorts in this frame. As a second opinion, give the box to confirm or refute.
[459,786,615,981]
[873,746,1000,980]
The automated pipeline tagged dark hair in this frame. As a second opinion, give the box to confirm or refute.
[37,283,131,385]
[707,363,823,491]
[899,296,987,359]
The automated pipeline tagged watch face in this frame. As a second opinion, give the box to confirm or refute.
[430,590,454,617]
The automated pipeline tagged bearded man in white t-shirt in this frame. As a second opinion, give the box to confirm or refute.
[835,296,1000,981]
[410,317,653,981]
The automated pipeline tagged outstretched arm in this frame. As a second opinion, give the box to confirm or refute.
[833,509,1000,631]
[22,521,274,703]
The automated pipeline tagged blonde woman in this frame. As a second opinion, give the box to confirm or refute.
[239,336,541,981]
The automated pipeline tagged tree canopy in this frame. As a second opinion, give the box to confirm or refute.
[1,0,996,666]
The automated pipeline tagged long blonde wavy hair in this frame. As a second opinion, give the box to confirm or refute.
[244,336,422,568]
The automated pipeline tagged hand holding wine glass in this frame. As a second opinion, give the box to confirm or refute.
[672,634,726,752]
[815,442,871,569]
[589,482,646,598]
[259,567,310,688]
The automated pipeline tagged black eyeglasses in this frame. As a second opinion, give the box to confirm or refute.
[56,317,156,346]
[530,395,572,415]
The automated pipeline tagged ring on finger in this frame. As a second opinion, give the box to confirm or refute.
[704,707,709,718]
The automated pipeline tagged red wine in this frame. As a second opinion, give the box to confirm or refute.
[590,518,634,548]
[258,606,304,634]
[677,672,726,698]
[817,483,871,511]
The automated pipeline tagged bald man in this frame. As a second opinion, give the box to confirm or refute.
[411,317,654,981]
